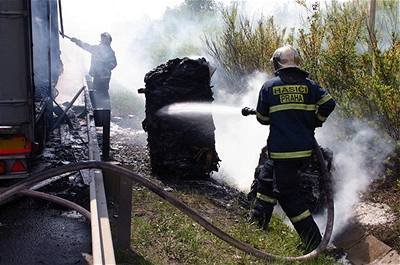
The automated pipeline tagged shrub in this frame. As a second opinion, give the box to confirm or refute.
[205,5,293,93]
[206,1,400,140]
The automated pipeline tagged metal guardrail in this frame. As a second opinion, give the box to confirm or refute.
[85,89,116,265]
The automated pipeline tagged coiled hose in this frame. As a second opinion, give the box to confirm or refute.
[0,144,333,262]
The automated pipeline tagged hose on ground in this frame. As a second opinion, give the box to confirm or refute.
[0,186,90,221]
[0,150,334,262]
[18,190,91,220]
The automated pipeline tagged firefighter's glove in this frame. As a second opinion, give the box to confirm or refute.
[315,118,323,128]
[241,107,256,116]
[247,179,258,202]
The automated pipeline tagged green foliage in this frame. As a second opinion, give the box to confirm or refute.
[206,5,293,93]
[298,1,400,140]
[206,0,400,140]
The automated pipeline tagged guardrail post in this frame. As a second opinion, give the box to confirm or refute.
[116,175,132,249]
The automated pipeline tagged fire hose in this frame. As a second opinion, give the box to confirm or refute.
[0,157,334,262]
[0,188,91,220]
[18,189,91,220]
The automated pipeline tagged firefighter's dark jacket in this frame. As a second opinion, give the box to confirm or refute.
[74,39,117,79]
[256,68,335,159]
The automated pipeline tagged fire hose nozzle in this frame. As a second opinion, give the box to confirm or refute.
[241,107,256,116]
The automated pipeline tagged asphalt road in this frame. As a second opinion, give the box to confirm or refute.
[0,199,91,265]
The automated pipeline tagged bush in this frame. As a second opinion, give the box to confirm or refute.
[205,4,293,93]
[206,1,400,140]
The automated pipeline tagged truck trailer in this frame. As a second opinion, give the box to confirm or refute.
[0,0,62,178]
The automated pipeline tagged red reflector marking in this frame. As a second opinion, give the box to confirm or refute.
[0,161,5,174]
[11,160,26,172]
[0,136,32,155]
[0,147,32,155]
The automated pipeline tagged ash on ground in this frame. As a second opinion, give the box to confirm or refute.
[35,106,90,205]
[354,201,396,226]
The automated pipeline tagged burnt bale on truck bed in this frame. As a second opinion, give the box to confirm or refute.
[140,57,220,179]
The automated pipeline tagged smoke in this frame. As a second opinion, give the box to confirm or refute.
[315,118,394,237]
[57,0,217,103]
[212,72,270,190]
[56,0,163,102]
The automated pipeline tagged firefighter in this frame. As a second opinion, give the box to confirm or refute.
[252,45,335,251]
[70,33,116,160]
[70,32,117,94]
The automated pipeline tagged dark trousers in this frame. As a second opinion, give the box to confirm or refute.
[250,159,276,229]
[274,159,322,251]
[91,76,111,110]
[93,76,110,91]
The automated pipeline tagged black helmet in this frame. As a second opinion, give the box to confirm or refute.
[100,32,112,45]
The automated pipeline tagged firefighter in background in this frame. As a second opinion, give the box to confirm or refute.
[70,32,117,104]
[251,45,335,251]
[70,32,116,160]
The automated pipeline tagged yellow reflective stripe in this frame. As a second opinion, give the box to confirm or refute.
[269,104,317,113]
[317,94,332,105]
[256,193,277,204]
[316,113,327,122]
[256,112,270,122]
[290,210,311,223]
[270,150,312,159]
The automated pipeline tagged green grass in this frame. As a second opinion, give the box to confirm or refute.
[118,188,337,265]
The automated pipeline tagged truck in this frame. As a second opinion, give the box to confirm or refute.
[0,0,62,178]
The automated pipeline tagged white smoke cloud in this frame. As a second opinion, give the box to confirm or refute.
[56,0,185,102]
[315,118,394,237]
[57,0,333,101]
[212,72,270,190]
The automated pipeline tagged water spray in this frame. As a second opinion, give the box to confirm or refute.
[157,102,241,117]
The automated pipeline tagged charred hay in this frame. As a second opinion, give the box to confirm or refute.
[141,58,220,179]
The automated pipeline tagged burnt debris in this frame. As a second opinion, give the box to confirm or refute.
[140,57,220,179]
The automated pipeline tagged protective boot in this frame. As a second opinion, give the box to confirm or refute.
[292,215,322,252]
[249,198,274,230]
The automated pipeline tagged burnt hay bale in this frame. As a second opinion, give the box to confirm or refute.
[141,57,220,179]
